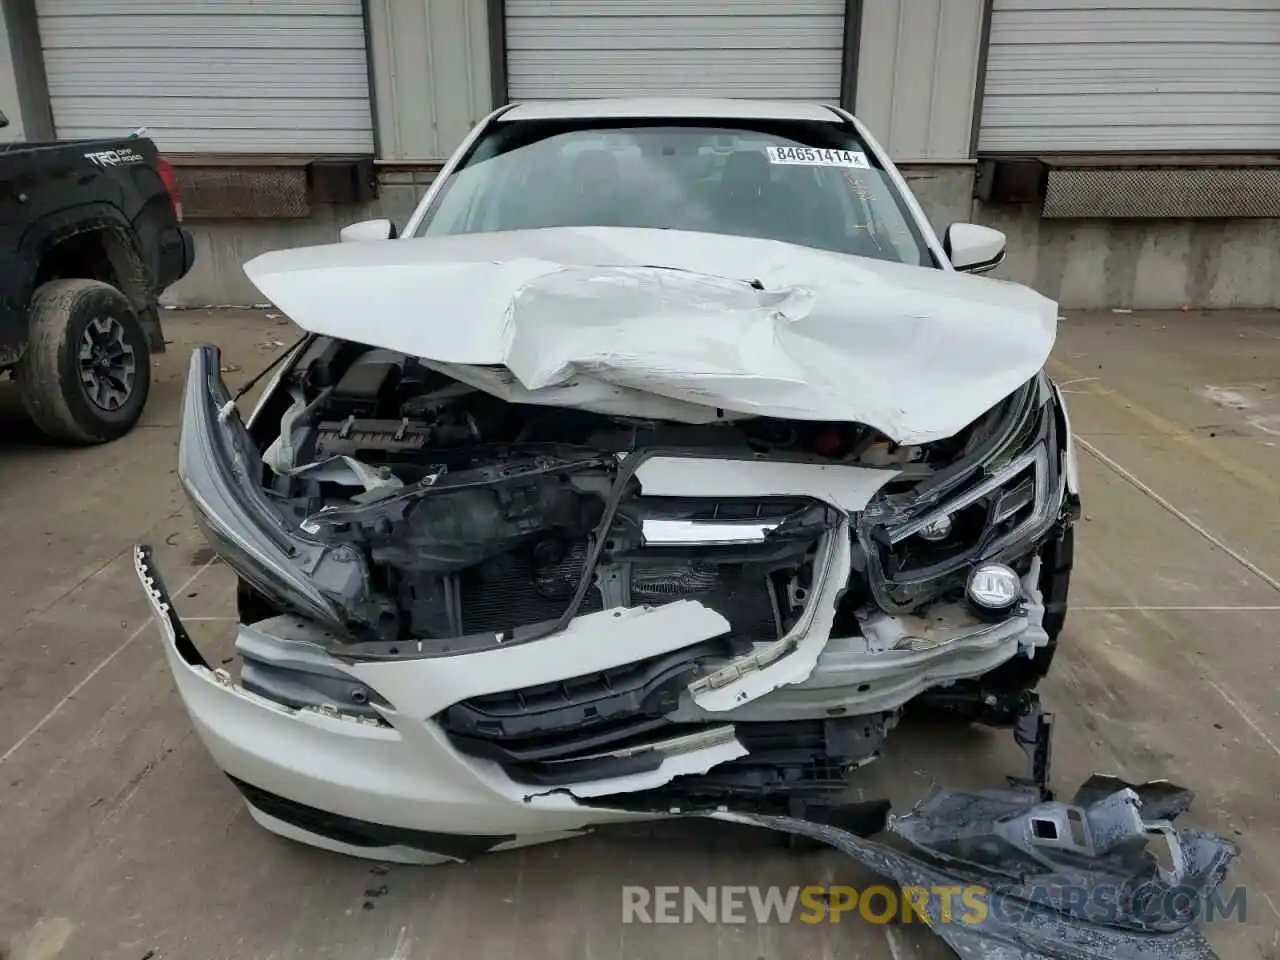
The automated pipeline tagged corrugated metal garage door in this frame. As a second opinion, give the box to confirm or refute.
[36,0,373,153]
[978,0,1280,153]
[505,0,847,101]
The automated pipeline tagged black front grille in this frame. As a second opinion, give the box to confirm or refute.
[439,639,731,780]
[442,713,892,801]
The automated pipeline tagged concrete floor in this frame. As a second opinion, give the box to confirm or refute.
[1,308,1278,960]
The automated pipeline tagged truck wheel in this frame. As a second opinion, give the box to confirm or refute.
[18,279,152,444]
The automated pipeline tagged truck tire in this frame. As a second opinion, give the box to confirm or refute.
[17,278,152,444]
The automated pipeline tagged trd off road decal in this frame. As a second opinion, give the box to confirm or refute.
[84,149,145,168]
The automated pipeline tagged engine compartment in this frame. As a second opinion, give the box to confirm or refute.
[248,340,1011,645]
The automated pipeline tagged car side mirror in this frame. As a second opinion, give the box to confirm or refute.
[340,219,397,243]
[0,108,9,129]
[943,223,1006,274]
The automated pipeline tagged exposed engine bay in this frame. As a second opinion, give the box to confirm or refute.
[249,341,1036,648]
[191,335,1076,805]
[163,323,1077,817]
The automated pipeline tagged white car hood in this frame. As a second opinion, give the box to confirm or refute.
[244,227,1057,444]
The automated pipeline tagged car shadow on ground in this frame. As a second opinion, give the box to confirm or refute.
[0,380,55,449]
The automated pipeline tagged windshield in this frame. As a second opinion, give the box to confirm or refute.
[416,118,932,266]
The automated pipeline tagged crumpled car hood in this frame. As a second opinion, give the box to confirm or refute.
[244,226,1057,444]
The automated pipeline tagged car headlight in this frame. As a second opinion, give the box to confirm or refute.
[859,379,1069,613]
[178,346,377,635]
[883,442,1051,552]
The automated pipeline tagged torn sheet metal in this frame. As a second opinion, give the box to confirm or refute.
[244,227,1057,445]
[711,779,1236,960]
[690,518,851,712]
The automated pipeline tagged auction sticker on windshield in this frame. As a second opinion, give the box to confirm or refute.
[767,146,870,168]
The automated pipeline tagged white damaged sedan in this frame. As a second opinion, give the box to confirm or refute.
[136,99,1080,862]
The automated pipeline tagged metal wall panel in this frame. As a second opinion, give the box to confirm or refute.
[505,0,845,101]
[0,1,23,142]
[366,0,493,161]
[854,0,986,161]
[980,0,1280,152]
[35,0,374,153]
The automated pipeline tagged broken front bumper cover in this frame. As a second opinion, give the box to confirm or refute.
[145,354,1067,858]
[136,539,1045,848]
[136,534,1051,847]
[135,544,742,861]
[139,550,1234,959]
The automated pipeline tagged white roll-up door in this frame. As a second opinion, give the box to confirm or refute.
[505,0,847,102]
[979,0,1280,153]
[36,0,373,153]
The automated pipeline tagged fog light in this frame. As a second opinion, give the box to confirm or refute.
[966,563,1021,614]
[918,515,953,541]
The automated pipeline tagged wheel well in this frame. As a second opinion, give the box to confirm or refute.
[33,228,150,313]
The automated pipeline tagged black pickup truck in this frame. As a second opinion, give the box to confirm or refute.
[1,108,193,443]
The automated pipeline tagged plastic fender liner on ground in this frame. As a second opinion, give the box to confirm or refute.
[706,778,1237,960]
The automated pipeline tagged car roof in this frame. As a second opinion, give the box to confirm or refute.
[498,98,846,123]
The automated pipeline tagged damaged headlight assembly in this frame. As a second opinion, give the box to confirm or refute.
[859,377,1072,614]
[178,346,383,635]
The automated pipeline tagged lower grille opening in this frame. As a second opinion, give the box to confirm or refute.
[662,718,890,801]
[443,644,894,799]
[439,640,730,770]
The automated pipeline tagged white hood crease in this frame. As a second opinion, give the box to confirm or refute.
[245,227,1058,445]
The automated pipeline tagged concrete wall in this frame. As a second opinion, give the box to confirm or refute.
[879,164,1280,310]
[855,0,985,162]
[897,164,977,235]
[163,173,431,306]
[979,206,1280,310]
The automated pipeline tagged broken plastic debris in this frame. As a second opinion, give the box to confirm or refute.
[711,777,1236,960]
